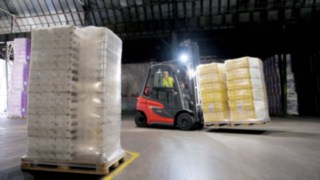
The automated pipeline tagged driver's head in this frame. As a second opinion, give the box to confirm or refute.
[163,71,169,78]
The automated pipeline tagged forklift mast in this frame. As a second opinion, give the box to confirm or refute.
[179,40,202,123]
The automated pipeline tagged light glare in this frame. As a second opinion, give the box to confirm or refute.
[179,53,189,63]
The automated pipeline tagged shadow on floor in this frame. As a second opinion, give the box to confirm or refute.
[144,124,177,131]
[263,130,320,138]
[26,171,104,180]
[1,166,107,180]
[207,128,320,138]
[207,128,267,135]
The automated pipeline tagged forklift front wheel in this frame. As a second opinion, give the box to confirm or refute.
[176,113,196,130]
[135,112,147,127]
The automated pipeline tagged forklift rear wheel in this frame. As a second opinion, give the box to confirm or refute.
[176,113,195,130]
[135,112,147,127]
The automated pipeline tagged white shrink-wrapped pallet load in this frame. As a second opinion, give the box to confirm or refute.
[26,26,124,165]
[198,63,229,125]
[225,57,270,124]
[286,54,299,115]
[8,38,31,118]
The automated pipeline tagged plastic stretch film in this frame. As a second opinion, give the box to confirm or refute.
[8,38,30,117]
[198,63,229,123]
[26,26,124,163]
[225,57,270,122]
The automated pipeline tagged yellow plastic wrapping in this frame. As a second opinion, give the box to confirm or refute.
[229,99,268,111]
[201,92,228,102]
[226,57,270,122]
[225,56,262,71]
[230,110,257,121]
[202,102,229,113]
[204,111,229,122]
[227,78,264,90]
[228,89,254,100]
[228,88,265,100]
[197,63,219,76]
[227,68,262,81]
[197,63,229,123]
[200,83,227,92]
[199,74,225,84]
[229,99,255,111]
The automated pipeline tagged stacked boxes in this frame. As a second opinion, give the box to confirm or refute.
[27,26,124,163]
[263,55,283,115]
[198,63,229,124]
[8,38,31,117]
[27,27,77,161]
[286,54,299,115]
[0,60,6,113]
[263,54,299,115]
[225,57,270,123]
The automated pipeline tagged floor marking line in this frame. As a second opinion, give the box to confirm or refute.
[104,150,140,180]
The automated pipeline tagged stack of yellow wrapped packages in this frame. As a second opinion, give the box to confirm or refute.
[225,57,270,125]
[198,63,229,125]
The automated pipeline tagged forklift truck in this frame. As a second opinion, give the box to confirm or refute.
[135,41,204,130]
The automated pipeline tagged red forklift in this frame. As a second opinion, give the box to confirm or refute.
[135,41,204,130]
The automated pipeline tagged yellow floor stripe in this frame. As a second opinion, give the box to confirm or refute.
[104,150,140,180]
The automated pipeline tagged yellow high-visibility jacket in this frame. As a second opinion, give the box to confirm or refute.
[163,77,174,87]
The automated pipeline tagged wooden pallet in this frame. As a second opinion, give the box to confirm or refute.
[204,122,229,127]
[205,120,271,128]
[230,120,270,127]
[21,151,126,175]
[8,115,27,119]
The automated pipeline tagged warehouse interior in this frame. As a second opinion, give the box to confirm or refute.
[0,0,320,180]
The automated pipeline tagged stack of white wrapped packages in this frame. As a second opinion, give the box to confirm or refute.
[198,63,229,124]
[8,38,31,118]
[286,54,299,115]
[225,57,270,124]
[26,26,124,164]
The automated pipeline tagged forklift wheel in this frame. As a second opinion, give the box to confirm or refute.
[135,112,147,127]
[176,113,196,130]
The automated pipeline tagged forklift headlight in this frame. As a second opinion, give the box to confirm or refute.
[179,53,189,63]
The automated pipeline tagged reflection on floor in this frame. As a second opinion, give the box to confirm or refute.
[1,115,320,180]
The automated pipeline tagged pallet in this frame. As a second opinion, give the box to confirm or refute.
[205,120,270,128]
[7,115,27,119]
[21,151,126,175]
[230,120,270,127]
[204,122,229,127]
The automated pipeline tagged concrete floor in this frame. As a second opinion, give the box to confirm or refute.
[0,115,320,180]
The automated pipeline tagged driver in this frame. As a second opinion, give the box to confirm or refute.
[162,71,174,87]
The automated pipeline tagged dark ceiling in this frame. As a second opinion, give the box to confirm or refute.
[0,0,319,62]
[0,0,319,36]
